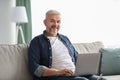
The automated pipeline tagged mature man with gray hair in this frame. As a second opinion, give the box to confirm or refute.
[28,10,106,80]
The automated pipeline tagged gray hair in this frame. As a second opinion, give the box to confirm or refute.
[45,10,61,18]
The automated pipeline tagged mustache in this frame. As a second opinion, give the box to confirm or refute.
[51,25,59,29]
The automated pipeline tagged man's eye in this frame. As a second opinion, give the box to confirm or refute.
[57,21,60,23]
[50,21,54,22]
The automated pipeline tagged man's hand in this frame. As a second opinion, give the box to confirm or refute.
[42,68,74,77]
[60,69,74,76]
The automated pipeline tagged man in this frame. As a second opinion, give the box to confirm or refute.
[28,10,106,80]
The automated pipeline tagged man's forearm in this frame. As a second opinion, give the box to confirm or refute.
[42,68,59,76]
[42,68,74,77]
[34,65,74,77]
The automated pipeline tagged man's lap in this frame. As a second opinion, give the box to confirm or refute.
[83,75,106,80]
[40,75,106,80]
[41,76,88,80]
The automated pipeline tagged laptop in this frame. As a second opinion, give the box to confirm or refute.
[74,53,101,76]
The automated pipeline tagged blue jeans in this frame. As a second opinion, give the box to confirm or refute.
[83,75,106,80]
[40,75,106,80]
[40,76,88,80]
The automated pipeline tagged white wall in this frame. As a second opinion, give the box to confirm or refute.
[0,0,16,44]
[31,0,120,47]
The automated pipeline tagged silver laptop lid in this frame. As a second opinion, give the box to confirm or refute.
[75,53,101,76]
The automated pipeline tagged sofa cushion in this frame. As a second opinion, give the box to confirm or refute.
[0,44,32,80]
[100,48,120,75]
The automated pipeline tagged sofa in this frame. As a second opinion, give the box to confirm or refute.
[73,42,120,80]
[0,41,120,80]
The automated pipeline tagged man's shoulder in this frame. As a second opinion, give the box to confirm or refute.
[31,34,45,42]
[58,34,71,42]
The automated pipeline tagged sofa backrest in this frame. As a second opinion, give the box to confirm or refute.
[0,44,32,80]
[0,42,103,80]
[73,41,104,54]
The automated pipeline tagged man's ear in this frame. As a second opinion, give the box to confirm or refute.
[43,19,46,26]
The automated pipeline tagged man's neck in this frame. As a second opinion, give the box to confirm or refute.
[45,31,58,37]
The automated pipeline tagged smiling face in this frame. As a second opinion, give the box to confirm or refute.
[44,13,61,37]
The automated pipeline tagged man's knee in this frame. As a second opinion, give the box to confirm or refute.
[74,76,89,80]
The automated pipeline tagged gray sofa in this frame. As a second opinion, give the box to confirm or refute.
[73,42,120,80]
[0,41,120,80]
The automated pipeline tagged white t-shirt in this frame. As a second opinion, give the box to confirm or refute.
[48,37,75,73]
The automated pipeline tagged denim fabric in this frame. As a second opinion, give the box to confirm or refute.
[39,75,106,80]
[40,76,88,80]
[28,31,78,80]
[83,75,107,80]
